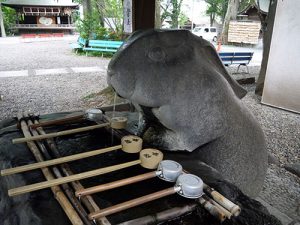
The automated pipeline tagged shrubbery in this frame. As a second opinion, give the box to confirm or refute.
[76,15,122,41]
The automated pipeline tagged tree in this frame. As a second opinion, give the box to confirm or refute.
[205,0,228,26]
[155,0,161,28]
[94,0,123,35]
[83,0,93,17]
[255,0,276,95]
[221,0,239,44]
[161,0,184,28]
[0,3,6,37]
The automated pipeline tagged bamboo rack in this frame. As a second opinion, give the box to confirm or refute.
[16,113,84,225]
[33,118,111,225]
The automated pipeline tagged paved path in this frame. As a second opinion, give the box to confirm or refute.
[0,66,106,78]
[0,36,109,119]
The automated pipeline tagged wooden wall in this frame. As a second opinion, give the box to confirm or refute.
[228,21,261,44]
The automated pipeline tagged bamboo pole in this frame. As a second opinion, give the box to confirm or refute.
[204,196,232,219]
[26,118,93,225]
[88,187,177,220]
[8,160,141,196]
[117,194,228,225]
[203,184,240,216]
[12,123,110,144]
[117,204,197,225]
[34,119,111,225]
[15,113,84,225]
[29,114,84,129]
[76,171,156,197]
[1,145,122,176]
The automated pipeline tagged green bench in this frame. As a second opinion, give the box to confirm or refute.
[83,40,123,55]
[70,37,88,53]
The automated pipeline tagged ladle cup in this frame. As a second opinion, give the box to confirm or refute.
[88,174,203,220]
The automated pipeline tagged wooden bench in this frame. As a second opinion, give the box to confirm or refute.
[70,37,88,53]
[218,52,254,73]
[83,40,123,55]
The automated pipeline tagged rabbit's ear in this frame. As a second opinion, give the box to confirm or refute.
[201,44,247,99]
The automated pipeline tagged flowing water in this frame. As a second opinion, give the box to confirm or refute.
[111,92,118,145]
[136,111,144,135]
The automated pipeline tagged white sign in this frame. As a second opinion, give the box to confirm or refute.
[262,0,300,113]
[123,0,133,33]
[39,17,53,26]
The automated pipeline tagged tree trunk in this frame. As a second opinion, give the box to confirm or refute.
[255,0,277,95]
[83,0,93,18]
[96,0,105,26]
[221,0,239,44]
[155,0,161,28]
[0,4,7,37]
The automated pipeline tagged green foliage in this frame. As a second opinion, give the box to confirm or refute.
[161,0,186,28]
[205,0,256,25]
[1,5,17,35]
[94,0,123,37]
[178,13,188,27]
[75,0,123,40]
[205,0,228,25]
[239,0,256,11]
[76,16,122,41]
[76,15,98,39]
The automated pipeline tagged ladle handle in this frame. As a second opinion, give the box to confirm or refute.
[76,171,156,197]
[29,114,84,129]
[1,145,122,176]
[8,159,141,197]
[12,123,110,144]
[88,187,176,220]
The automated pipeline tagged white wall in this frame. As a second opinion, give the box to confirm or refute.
[261,0,300,113]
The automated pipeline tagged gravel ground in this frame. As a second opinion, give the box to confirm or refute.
[227,67,300,222]
[0,37,299,223]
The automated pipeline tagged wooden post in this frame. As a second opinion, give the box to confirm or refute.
[133,0,155,31]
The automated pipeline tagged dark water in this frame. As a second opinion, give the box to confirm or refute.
[0,115,281,225]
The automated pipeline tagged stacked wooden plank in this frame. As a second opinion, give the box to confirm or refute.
[228,21,261,44]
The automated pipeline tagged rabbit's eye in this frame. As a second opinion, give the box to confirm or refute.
[148,47,166,62]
